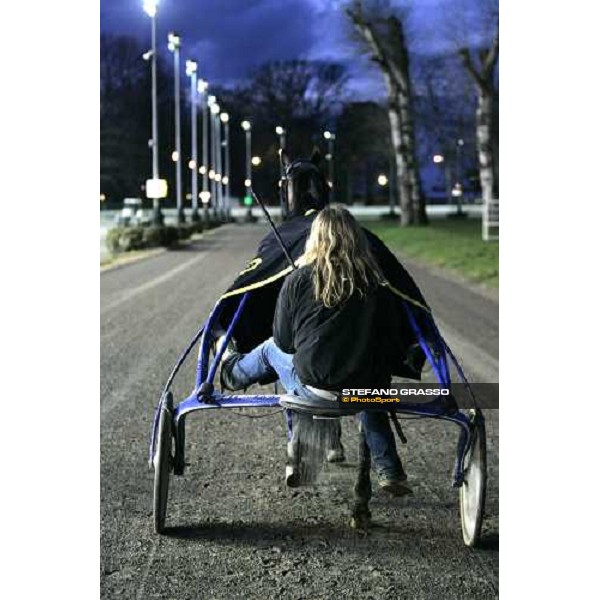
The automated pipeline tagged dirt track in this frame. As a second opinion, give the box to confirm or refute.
[101,223,499,599]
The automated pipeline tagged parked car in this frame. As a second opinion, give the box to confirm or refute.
[114,198,145,226]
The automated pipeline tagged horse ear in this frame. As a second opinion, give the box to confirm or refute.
[310,146,322,166]
[279,148,290,169]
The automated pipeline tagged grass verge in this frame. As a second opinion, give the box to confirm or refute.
[363,217,498,288]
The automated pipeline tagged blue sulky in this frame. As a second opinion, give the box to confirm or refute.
[149,290,487,546]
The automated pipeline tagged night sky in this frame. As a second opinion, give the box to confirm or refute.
[100,0,465,100]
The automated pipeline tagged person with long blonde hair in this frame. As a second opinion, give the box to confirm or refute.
[221,205,411,495]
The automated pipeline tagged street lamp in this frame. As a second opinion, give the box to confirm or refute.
[455,138,465,216]
[143,0,165,225]
[186,59,200,223]
[433,153,452,206]
[220,112,231,221]
[241,120,253,221]
[210,101,220,220]
[377,174,388,186]
[167,32,184,223]
[275,126,286,210]
[323,130,336,200]
[197,79,210,223]
[252,156,262,167]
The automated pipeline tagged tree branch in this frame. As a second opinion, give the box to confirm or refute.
[458,47,486,91]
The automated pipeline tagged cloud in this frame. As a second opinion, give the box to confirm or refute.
[101,0,321,86]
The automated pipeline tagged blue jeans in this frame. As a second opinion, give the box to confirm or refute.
[231,337,404,479]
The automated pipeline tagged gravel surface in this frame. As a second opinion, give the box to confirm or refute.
[101,223,499,599]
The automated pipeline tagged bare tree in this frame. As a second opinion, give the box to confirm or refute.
[459,32,499,203]
[215,60,347,202]
[346,0,426,225]
[438,0,499,203]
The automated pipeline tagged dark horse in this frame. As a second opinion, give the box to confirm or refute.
[218,148,427,529]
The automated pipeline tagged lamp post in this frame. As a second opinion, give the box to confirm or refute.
[433,153,452,206]
[167,32,184,223]
[275,126,286,211]
[220,112,230,221]
[323,130,336,201]
[215,107,223,221]
[241,120,253,222]
[455,138,465,216]
[197,79,210,223]
[143,0,164,225]
[210,100,221,221]
[186,59,200,223]
[207,96,216,218]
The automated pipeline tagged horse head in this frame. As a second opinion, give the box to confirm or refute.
[279,147,329,220]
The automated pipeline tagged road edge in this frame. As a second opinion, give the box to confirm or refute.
[395,252,499,304]
[100,227,224,274]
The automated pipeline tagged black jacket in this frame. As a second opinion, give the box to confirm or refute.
[218,211,430,379]
[273,266,402,390]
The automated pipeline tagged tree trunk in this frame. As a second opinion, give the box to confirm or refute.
[346,5,426,227]
[476,91,496,203]
[387,98,413,224]
[398,89,427,225]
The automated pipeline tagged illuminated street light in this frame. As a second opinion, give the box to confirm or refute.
[275,126,287,210]
[100,193,106,202]
[433,151,453,208]
[143,0,165,225]
[168,32,183,222]
[241,120,253,220]
[221,113,231,220]
[323,130,336,200]
[377,174,388,186]
[252,156,262,166]
[197,80,209,223]
[185,59,197,76]
[209,169,215,179]
[209,102,221,219]
[186,59,200,222]
[143,0,158,17]
[455,139,465,217]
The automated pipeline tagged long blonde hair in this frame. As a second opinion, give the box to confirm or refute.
[300,205,384,307]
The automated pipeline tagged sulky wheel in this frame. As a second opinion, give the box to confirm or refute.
[459,409,487,547]
[153,392,174,534]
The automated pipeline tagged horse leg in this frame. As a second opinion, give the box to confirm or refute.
[350,423,372,531]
